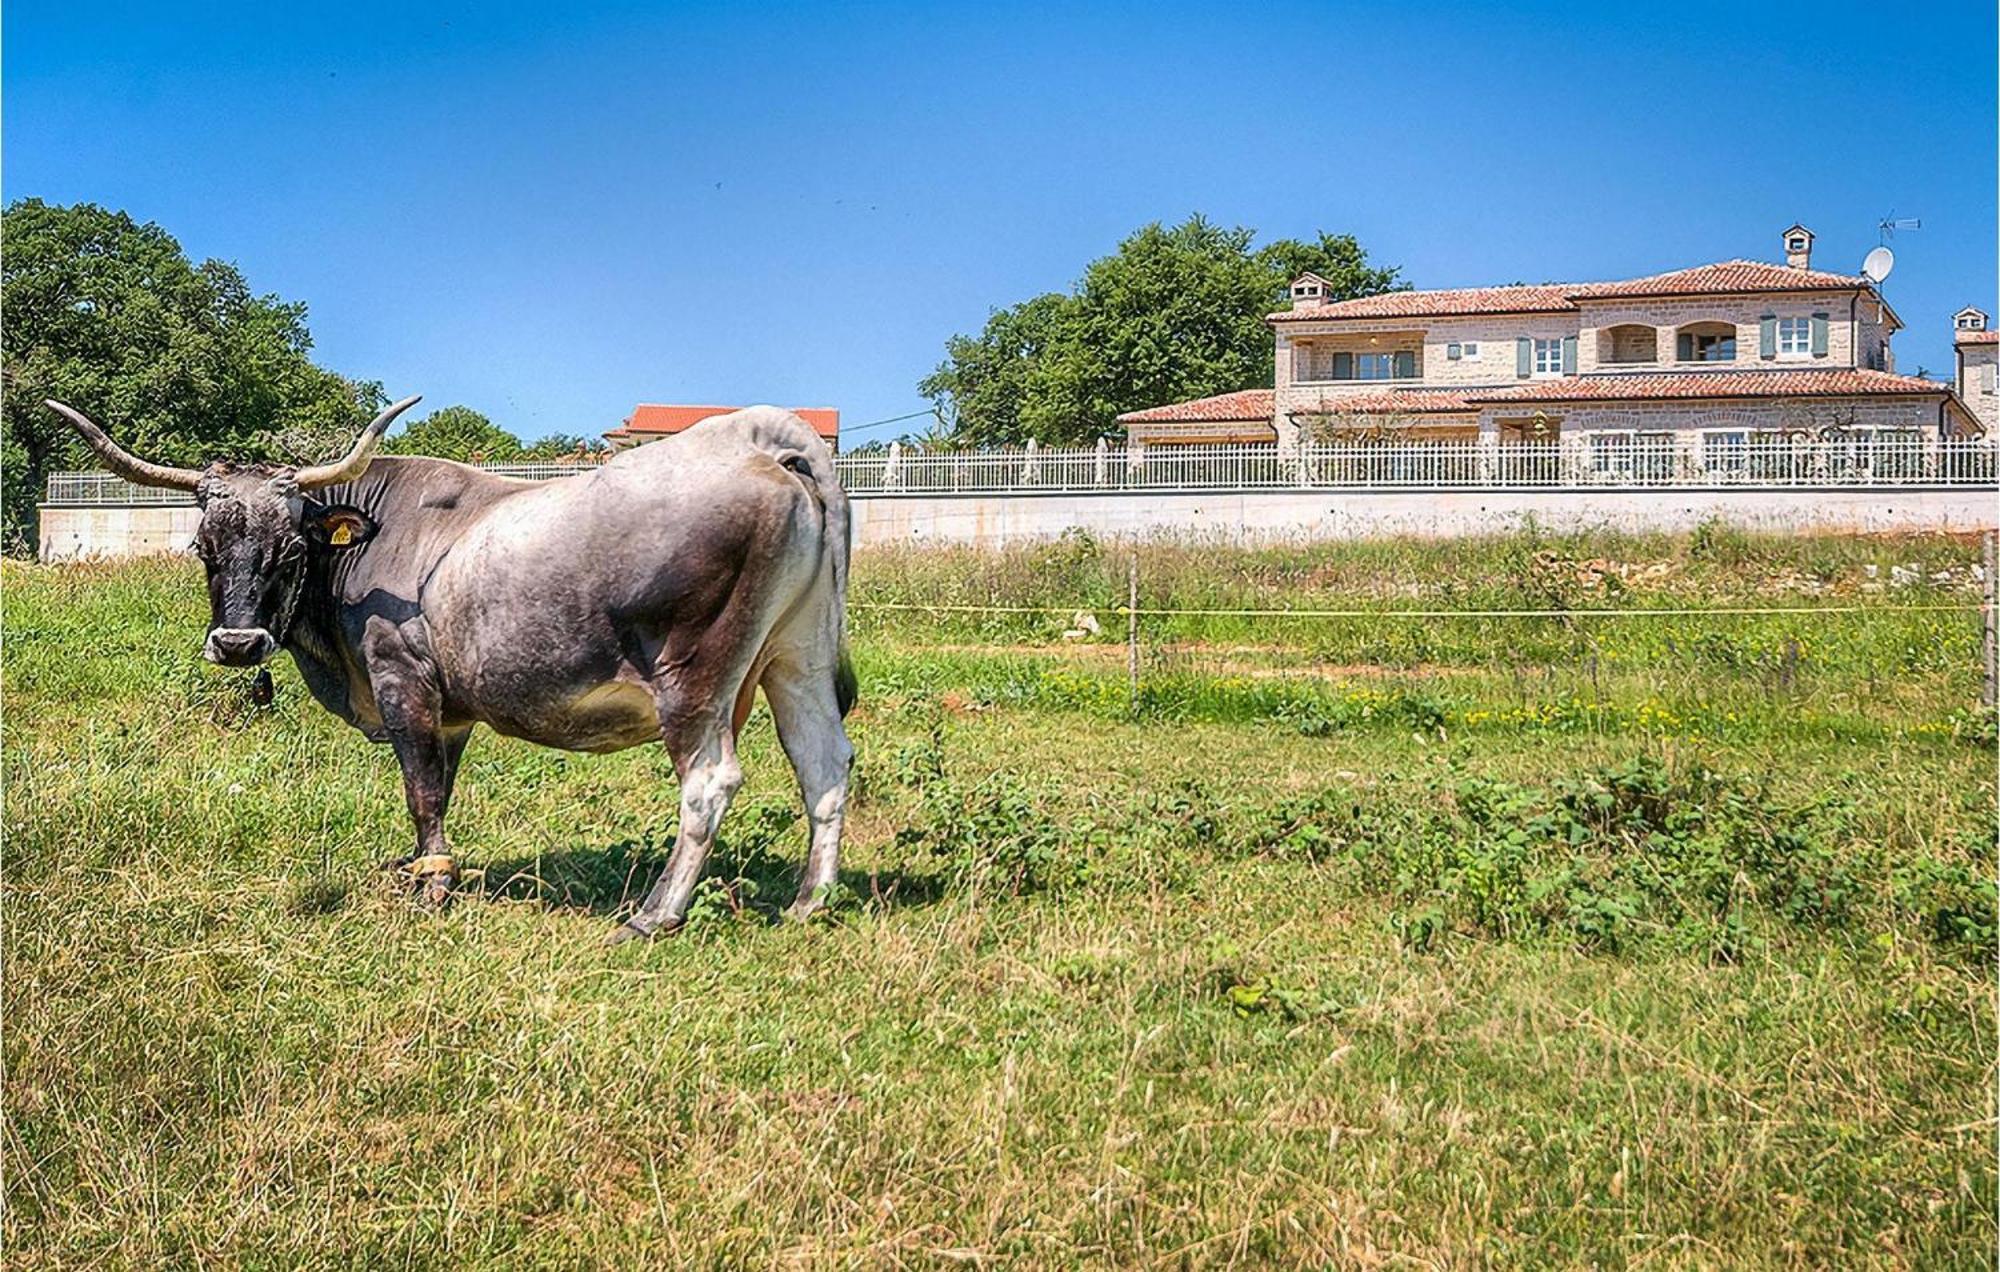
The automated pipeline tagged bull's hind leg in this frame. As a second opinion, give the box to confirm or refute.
[609,708,745,944]
[763,655,854,923]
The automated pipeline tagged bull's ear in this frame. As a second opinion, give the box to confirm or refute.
[305,504,378,550]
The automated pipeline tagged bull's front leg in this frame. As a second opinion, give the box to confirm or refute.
[364,620,468,906]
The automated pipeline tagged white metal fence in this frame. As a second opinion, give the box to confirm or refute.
[43,438,1998,505]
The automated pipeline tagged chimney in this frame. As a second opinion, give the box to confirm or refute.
[1288,272,1329,311]
[1955,306,1990,334]
[1781,223,1814,271]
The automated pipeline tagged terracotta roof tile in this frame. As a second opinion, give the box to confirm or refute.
[1468,369,1950,405]
[1270,260,1871,323]
[1568,259,1867,299]
[1116,389,1274,424]
[1280,387,1478,415]
[621,404,840,439]
[1955,330,1999,345]
[1271,284,1575,322]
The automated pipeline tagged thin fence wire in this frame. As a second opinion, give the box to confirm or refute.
[850,600,1990,618]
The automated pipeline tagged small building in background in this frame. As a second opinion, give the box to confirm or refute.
[605,404,841,452]
[1954,307,1997,435]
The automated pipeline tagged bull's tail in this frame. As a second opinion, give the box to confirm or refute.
[738,406,855,718]
[834,638,858,718]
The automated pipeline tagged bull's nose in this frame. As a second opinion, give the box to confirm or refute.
[204,628,275,666]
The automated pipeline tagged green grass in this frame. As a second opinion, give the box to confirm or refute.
[5,531,1995,1267]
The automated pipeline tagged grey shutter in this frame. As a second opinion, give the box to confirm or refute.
[1447,342,1462,360]
[1561,335,1578,375]
[1759,315,1777,359]
[1516,337,1532,377]
[1332,351,1353,380]
[1676,332,1693,361]
[1810,312,1829,357]
[1394,350,1417,379]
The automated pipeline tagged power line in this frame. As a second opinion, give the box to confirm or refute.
[843,407,940,439]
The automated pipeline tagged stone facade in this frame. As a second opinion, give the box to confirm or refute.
[1954,308,1998,435]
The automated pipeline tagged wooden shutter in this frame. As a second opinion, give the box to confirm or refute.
[1332,352,1353,380]
[1394,350,1417,379]
[1759,316,1777,359]
[1516,337,1532,377]
[1810,312,1829,357]
[1561,336,1578,375]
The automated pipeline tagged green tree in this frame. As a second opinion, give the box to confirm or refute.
[920,216,1400,447]
[519,432,610,462]
[1,199,381,553]
[383,405,525,463]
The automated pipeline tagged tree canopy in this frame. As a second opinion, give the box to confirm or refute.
[1,199,384,550]
[384,405,526,463]
[2,200,610,551]
[919,216,1401,448]
[382,408,608,463]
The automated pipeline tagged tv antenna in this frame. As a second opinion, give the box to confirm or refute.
[1877,212,1922,243]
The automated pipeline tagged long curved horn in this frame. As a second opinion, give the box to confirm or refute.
[44,401,204,491]
[295,395,422,491]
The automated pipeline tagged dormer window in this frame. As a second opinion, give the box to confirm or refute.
[1787,235,1808,253]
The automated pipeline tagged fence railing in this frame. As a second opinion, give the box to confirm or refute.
[43,438,1999,505]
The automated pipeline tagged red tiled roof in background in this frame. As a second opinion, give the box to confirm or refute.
[1467,369,1952,405]
[1270,284,1576,322]
[1955,330,1999,345]
[1278,387,1477,415]
[1566,260,1869,299]
[1115,389,1275,424]
[1270,260,1874,323]
[612,404,840,440]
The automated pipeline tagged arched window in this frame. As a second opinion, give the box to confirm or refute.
[1675,322,1737,363]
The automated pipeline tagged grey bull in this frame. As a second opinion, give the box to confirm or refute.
[45,397,856,941]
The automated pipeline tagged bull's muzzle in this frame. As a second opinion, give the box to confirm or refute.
[205,627,276,667]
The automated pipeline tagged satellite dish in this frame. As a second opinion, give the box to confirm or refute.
[1862,246,1895,284]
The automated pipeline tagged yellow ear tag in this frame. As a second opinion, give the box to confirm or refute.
[328,522,354,546]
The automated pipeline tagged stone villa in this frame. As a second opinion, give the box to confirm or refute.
[1120,225,1983,470]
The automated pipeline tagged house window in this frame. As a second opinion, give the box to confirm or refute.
[1776,317,1811,356]
[1680,330,1735,361]
[1984,363,1996,393]
[1355,352,1395,380]
[1532,338,1564,376]
[1461,341,1479,359]
[1787,235,1808,253]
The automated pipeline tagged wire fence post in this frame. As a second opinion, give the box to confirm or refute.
[1983,530,1997,711]
[1127,553,1140,719]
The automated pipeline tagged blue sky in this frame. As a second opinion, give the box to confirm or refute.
[7,1,1994,446]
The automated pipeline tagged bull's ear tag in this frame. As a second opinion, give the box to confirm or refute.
[308,505,377,550]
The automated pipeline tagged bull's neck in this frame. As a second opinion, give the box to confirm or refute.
[282,460,412,671]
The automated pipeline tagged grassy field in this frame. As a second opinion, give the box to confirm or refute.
[5,528,1995,1267]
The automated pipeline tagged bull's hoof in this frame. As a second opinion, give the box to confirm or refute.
[385,853,458,907]
[420,873,457,908]
[605,917,684,946]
